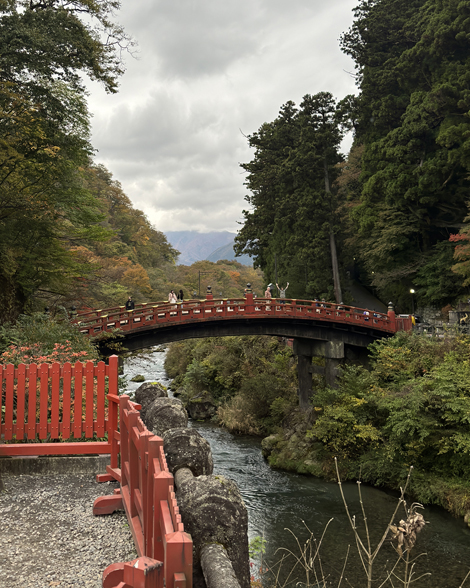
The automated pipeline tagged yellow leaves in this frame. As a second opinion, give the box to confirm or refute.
[122,263,152,295]
[69,246,100,265]
[42,145,61,158]
[228,270,241,281]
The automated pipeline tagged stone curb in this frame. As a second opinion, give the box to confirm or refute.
[0,455,111,476]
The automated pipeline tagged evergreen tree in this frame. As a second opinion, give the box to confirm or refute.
[235,93,348,301]
[341,0,470,307]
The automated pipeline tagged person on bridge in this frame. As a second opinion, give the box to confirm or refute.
[264,285,272,310]
[177,290,184,306]
[276,282,289,303]
[125,296,135,311]
[168,290,178,304]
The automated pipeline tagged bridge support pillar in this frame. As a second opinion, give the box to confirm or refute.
[293,339,347,409]
[296,352,312,410]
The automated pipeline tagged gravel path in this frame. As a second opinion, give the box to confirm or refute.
[0,473,137,588]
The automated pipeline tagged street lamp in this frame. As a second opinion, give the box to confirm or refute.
[410,289,415,315]
[198,271,212,296]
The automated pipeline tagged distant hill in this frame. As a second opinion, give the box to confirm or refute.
[206,241,253,266]
[165,231,235,265]
[165,230,252,266]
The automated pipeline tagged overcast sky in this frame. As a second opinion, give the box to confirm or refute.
[87,0,359,234]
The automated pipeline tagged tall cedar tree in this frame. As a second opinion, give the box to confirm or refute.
[235,93,348,302]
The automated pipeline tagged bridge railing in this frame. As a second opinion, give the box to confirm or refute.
[0,356,119,459]
[75,296,409,337]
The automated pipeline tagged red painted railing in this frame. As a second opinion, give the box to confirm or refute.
[94,394,193,588]
[76,295,411,338]
[0,356,119,459]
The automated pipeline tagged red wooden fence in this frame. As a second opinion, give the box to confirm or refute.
[0,357,193,587]
[0,356,119,459]
[93,394,193,588]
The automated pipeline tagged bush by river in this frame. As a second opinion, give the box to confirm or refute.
[165,331,470,521]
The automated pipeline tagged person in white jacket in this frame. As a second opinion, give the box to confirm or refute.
[168,290,177,308]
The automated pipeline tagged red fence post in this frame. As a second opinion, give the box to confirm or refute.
[27,363,37,440]
[93,392,193,587]
[107,355,120,471]
[73,361,83,438]
[245,291,254,314]
[16,364,26,441]
[138,428,154,557]
[96,360,106,438]
[85,361,95,438]
[62,362,72,440]
[0,357,120,458]
[161,498,193,588]
[152,472,173,562]
[4,363,14,440]
[51,363,60,439]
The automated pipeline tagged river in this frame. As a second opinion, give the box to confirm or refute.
[123,347,470,587]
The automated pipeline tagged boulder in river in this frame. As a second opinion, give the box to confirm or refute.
[187,390,217,421]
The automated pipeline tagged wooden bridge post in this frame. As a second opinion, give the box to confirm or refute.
[244,286,254,314]
[297,353,312,409]
[293,339,347,409]
[387,301,397,331]
[293,339,313,410]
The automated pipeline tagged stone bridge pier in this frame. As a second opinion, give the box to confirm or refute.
[293,338,370,409]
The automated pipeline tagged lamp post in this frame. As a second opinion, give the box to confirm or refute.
[198,271,212,296]
[410,289,415,315]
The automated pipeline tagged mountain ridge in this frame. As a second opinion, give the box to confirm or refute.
[165,231,252,266]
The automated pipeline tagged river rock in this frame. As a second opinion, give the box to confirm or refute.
[142,398,188,437]
[261,434,278,458]
[187,391,217,421]
[175,474,250,588]
[134,381,168,420]
[131,374,145,383]
[162,428,213,476]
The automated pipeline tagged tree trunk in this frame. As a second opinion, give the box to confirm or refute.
[0,275,27,323]
[324,159,342,303]
[329,228,342,303]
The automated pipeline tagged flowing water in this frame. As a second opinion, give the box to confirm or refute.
[123,348,470,587]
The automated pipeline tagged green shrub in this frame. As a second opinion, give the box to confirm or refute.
[0,312,98,366]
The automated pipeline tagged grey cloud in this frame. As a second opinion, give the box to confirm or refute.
[88,0,358,233]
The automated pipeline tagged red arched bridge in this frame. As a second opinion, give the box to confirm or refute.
[76,292,411,408]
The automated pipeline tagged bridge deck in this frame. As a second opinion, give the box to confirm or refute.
[75,296,410,339]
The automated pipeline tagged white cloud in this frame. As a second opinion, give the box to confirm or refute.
[87,0,358,233]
